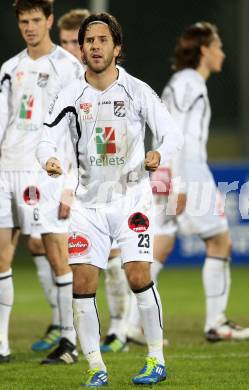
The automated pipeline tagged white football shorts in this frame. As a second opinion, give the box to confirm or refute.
[0,171,70,235]
[154,163,228,239]
[68,188,154,269]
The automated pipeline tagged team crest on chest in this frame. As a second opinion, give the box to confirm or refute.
[15,71,25,85]
[37,72,49,87]
[80,102,93,120]
[114,101,125,117]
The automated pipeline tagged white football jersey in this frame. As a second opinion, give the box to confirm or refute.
[0,45,83,171]
[37,66,183,207]
[161,69,211,181]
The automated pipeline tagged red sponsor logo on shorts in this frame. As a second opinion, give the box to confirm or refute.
[128,212,150,233]
[68,233,91,257]
[23,186,40,205]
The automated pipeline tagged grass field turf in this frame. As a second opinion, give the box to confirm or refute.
[1,251,249,389]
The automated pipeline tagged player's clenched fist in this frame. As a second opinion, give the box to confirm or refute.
[144,150,161,172]
[46,157,63,177]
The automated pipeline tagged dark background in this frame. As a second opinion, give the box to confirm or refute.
[0,0,248,158]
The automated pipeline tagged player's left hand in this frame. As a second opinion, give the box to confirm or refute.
[144,150,161,171]
[58,189,74,219]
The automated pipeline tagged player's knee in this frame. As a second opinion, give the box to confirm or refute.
[127,271,150,291]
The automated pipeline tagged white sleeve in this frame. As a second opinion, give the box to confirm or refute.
[140,84,183,165]
[0,65,11,146]
[36,91,71,170]
[162,84,205,183]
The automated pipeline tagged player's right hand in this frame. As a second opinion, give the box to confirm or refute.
[46,157,63,177]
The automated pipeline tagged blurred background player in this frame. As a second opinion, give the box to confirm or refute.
[0,0,83,364]
[31,7,90,353]
[57,8,90,61]
[127,21,249,343]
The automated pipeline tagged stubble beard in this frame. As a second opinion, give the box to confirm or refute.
[86,55,114,74]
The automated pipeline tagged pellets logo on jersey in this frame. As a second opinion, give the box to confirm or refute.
[23,186,40,205]
[128,212,150,233]
[20,95,34,119]
[96,127,117,154]
[37,72,49,87]
[114,101,125,117]
[68,233,91,257]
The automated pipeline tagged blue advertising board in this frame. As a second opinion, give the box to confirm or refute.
[167,163,249,266]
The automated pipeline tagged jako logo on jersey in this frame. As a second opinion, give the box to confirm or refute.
[20,95,34,119]
[96,127,116,154]
[23,186,40,205]
[128,212,150,233]
[68,233,91,257]
[114,101,125,117]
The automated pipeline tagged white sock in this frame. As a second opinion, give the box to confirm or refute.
[151,259,163,284]
[126,261,163,338]
[73,296,106,371]
[134,282,164,364]
[0,269,13,356]
[33,255,60,326]
[105,256,129,342]
[55,272,76,345]
[202,257,231,332]
[126,292,142,335]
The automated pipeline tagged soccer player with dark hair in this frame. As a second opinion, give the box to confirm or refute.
[0,0,83,364]
[37,12,183,387]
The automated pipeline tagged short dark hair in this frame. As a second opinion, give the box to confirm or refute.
[13,0,53,19]
[78,12,123,64]
[57,9,90,31]
[172,22,218,71]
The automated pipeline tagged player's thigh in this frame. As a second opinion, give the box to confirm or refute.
[27,234,45,254]
[42,233,69,275]
[0,228,16,270]
[204,230,232,258]
[154,234,176,263]
[0,172,16,230]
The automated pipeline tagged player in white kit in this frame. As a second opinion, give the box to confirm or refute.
[151,21,249,342]
[30,7,91,353]
[37,12,183,387]
[58,8,131,354]
[0,0,83,364]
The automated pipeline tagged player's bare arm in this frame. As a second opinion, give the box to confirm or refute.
[144,150,161,172]
[58,189,74,219]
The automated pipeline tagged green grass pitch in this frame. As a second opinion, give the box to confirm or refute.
[1,250,249,389]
